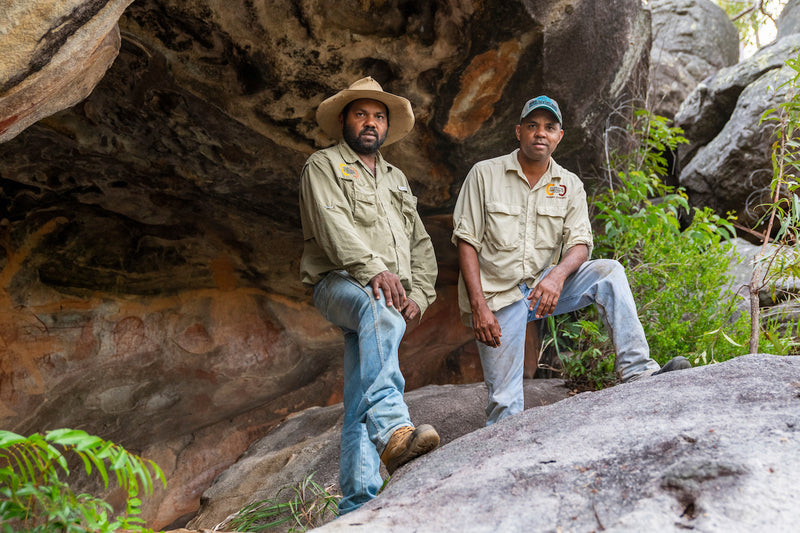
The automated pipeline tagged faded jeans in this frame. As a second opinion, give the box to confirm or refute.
[313,271,412,514]
[478,259,659,425]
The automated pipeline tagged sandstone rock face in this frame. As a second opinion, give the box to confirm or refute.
[0,0,134,142]
[317,355,800,532]
[648,0,738,120]
[0,1,651,528]
[675,3,800,225]
[188,379,570,531]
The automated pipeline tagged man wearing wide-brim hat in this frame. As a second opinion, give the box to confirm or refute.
[299,77,440,514]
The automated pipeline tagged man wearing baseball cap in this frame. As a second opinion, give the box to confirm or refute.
[299,77,439,513]
[452,95,690,425]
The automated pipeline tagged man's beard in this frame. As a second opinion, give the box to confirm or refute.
[343,123,387,155]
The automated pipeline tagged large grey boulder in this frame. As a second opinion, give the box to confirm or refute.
[678,65,795,221]
[728,238,800,325]
[648,0,738,120]
[776,0,800,39]
[188,379,570,531]
[318,355,799,532]
[674,33,800,164]
[675,1,800,226]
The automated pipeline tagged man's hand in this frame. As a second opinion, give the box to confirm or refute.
[529,244,588,318]
[472,303,502,347]
[400,298,421,322]
[369,270,407,309]
[528,270,566,319]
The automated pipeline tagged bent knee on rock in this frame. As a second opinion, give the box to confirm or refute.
[588,258,625,277]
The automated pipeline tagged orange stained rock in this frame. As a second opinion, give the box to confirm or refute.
[443,39,524,141]
[210,254,238,291]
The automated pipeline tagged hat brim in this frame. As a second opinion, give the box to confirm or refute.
[316,88,415,146]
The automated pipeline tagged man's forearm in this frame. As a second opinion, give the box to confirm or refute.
[457,238,503,346]
[457,239,488,312]
[550,244,589,280]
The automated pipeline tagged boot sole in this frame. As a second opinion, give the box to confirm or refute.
[385,424,440,475]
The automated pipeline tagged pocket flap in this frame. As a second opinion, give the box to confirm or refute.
[487,202,522,215]
[537,204,567,217]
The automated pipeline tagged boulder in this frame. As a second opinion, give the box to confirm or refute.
[0,0,134,142]
[674,33,800,164]
[727,238,800,327]
[675,1,800,225]
[678,65,795,223]
[317,354,800,532]
[776,0,800,39]
[648,0,738,120]
[187,379,570,531]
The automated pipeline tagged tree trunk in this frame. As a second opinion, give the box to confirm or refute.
[749,261,762,354]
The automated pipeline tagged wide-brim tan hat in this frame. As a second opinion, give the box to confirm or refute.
[316,77,415,146]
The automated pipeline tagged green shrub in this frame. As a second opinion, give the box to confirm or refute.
[0,428,165,533]
[550,109,750,389]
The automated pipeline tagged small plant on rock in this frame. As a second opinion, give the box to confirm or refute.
[221,472,340,532]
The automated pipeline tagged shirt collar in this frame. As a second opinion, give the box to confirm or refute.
[506,149,562,189]
[337,141,392,175]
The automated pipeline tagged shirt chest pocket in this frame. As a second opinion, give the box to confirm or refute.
[341,176,378,226]
[352,189,379,226]
[390,189,418,231]
[535,203,567,249]
[485,202,522,250]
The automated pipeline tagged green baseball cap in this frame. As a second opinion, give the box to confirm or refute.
[520,95,562,124]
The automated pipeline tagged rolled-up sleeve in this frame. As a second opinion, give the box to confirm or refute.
[299,155,389,285]
[451,166,485,252]
[561,180,593,258]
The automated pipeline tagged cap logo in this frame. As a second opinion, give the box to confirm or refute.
[520,95,562,124]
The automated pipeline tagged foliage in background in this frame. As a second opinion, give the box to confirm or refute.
[0,428,165,533]
[712,0,787,52]
[547,108,750,390]
[220,472,340,532]
[748,50,800,353]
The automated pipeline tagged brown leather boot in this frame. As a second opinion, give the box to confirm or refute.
[380,424,440,475]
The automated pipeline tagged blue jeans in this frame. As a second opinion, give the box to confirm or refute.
[478,259,659,425]
[313,271,412,514]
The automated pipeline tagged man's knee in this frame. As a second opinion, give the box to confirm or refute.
[587,258,624,275]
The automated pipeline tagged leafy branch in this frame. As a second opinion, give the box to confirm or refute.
[749,51,800,352]
[0,428,165,533]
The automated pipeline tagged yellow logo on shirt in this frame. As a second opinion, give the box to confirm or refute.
[341,163,359,179]
[546,184,567,197]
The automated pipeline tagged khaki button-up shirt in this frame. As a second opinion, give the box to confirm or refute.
[299,142,438,314]
[452,150,593,323]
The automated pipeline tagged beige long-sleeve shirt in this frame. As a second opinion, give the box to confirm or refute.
[452,150,593,322]
[299,142,437,314]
